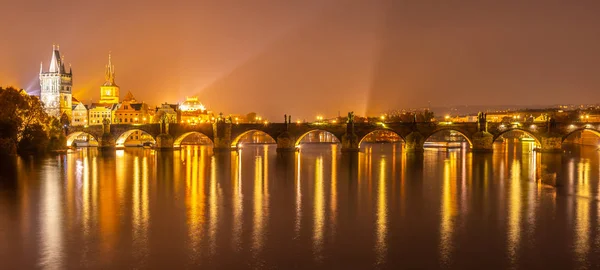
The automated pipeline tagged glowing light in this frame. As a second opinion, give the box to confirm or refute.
[380,115,386,120]
[445,115,450,119]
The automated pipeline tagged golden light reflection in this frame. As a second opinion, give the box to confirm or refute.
[100,156,119,255]
[313,156,325,259]
[187,146,206,258]
[132,156,150,261]
[208,157,218,254]
[330,145,338,237]
[375,157,388,264]
[295,151,302,237]
[39,168,64,270]
[575,159,591,264]
[440,155,457,264]
[507,160,522,266]
[253,155,266,253]
[232,150,243,250]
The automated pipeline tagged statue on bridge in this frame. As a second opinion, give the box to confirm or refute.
[547,117,557,133]
[347,111,354,124]
[102,117,111,134]
[477,112,488,132]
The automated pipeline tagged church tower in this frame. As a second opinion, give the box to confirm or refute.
[39,45,73,118]
[99,53,120,104]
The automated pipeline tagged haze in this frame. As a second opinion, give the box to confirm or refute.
[2,0,600,120]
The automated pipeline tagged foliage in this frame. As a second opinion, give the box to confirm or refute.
[246,112,257,123]
[0,86,66,155]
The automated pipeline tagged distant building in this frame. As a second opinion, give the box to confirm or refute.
[114,91,151,124]
[99,53,120,104]
[154,103,179,123]
[71,97,88,126]
[179,96,211,124]
[88,103,118,125]
[39,45,73,118]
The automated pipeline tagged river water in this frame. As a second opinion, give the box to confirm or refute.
[1,142,600,269]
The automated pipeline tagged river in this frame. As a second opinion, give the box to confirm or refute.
[1,142,600,269]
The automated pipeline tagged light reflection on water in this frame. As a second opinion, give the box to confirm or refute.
[2,142,600,268]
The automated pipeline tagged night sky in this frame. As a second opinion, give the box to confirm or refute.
[2,0,600,120]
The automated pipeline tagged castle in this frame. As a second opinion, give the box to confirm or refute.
[39,45,73,118]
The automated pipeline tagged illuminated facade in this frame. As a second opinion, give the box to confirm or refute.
[39,45,73,118]
[114,91,151,124]
[99,53,120,104]
[88,103,118,125]
[179,97,211,124]
[71,98,88,126]
[154,103,179,123]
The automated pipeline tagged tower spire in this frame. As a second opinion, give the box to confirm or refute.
[48,45,60,73]
[104,51,115,85]
[40,62,43,74]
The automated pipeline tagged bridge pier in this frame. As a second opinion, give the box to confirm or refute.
[156,134,174,149]
[99,133,116,149]
[276,132,296,152]
[404,132,424,153]
[471,131,494,152]
[341,133,359,152]
[213,121,232,152]
[539,135,563,153]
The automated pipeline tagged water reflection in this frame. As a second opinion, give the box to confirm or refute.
[4,143,600,268]
[40,166,64,270]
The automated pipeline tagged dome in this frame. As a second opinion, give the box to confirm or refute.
[179,97,206,112]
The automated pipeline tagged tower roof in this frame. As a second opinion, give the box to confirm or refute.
[42,44,70,74]
[103,52,117,86]
[47,44,66,73]
[123,91,136,102]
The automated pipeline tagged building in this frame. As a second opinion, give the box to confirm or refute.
[154,103,179,123]
[88,103,118,125]
[39,45,73,118]
[71,97,88,126]
[114,91,151,124]
[99,53,120,104]
[179,96,211,124]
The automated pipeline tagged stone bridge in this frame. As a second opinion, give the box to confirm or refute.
[66,117,600,153]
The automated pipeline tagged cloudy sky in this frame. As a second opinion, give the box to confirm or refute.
[2,0,600,120]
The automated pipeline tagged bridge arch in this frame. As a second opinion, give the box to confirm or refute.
[66,131,98,147]
[424,128,473,148]
[174,131,214,148]
[295,129,341,146]
[358,129,404,148]
[493,128,541,146]
[231,129,276,148]
[562,127,600,143]
[115,129,157,147]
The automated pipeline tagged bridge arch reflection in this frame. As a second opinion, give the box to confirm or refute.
[174,132,214,148]
[115,129,156,147]
[562,127,600,143]
[231,130,276,148]
[358,129,404,148]
[295,129,341,146]
[66,131,98,147]
[493,128,541,146]
[424,128,473,149]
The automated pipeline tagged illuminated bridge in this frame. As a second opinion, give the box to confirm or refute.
[65,114,600,153]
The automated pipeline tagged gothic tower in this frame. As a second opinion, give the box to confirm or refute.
[99,53,120,104]
[39,45,73,118]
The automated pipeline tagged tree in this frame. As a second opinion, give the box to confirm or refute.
[246,112,257,123]
[17,123,48,155]
[0,86,66,155]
